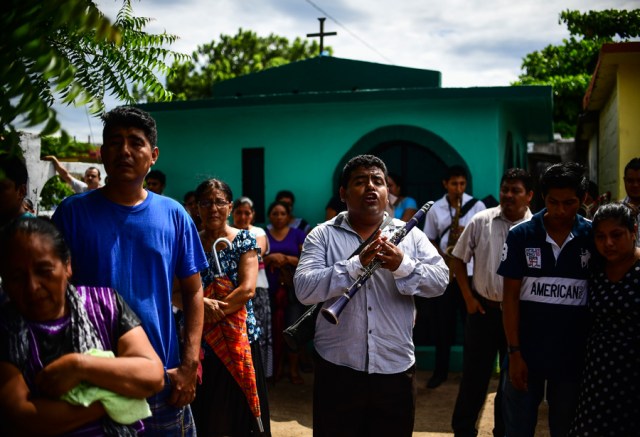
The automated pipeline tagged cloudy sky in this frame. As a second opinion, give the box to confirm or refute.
[53,0,635,142]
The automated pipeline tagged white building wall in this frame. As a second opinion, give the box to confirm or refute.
[20,133,105,212]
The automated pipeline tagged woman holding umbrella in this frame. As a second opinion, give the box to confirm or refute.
[190,178,269,436]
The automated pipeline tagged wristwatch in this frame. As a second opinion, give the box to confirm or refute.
[508,345,521,354]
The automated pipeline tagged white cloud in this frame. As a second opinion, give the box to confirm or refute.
[49,0,635,140]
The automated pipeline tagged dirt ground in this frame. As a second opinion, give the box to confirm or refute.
[267,369,550,436]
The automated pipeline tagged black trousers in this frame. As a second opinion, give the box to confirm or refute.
[451,295,506,437]
[425,278,468,379]
[192,344,271,436]
[313,353,416,437]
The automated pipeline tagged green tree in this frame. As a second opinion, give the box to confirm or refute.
[134,29,327,102]
[41,136,96,159]
[39,176,75,211]
[513,9,640,138]
[1,0,186,150]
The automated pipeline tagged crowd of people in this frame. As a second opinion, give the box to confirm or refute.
[0,105,638,436]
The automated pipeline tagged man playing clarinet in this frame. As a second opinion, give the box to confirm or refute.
[294,154,448,436]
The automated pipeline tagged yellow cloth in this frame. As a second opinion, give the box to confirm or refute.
[60,349,151,425]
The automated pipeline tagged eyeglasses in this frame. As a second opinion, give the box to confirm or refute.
[198,199,230,209]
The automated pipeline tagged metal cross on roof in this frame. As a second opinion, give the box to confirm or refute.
[306,17,337,55]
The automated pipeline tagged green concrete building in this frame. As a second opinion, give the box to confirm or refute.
[141,56,553,369]
[141,56,553,226]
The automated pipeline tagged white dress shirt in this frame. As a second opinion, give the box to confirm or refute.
[294,212,448,374]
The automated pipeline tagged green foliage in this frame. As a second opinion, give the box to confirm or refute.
[39,175,75,210]
[40,136,96,159]
[134,29,326,102]
[561,9,640,40]
[0,0,186,148]
[512,9,640,138]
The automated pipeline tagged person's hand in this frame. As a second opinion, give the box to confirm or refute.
[375,238,404,272]
[358,230,383,266]
[359,233,404,272]
[465,297,486,315]
[203,297,227,323]
[42,155,57,162]
[508,352,528,392]
[273,253,289,267]
[167,363,198,407]
[35,353,84,397]
[265,253,287,269]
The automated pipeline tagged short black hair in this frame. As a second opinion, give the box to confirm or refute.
[85,166,101,178]
[341,155,387,189]
[444,165,467,181]
[183,190,196,203]
[624,157,640,174]
[145,169,166,186]
[195,178,233,202]
[0,153,28,186]
[0,217,70,268]
[539,162,587,199]
[586,180,599,200]
[593,202,637,233]
[387,172,406,196]
[275,190,295,204]
[267,200,292,216]
[102,106,158,148]
[501,168,533,193]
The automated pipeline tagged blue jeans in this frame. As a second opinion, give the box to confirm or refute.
[502,370,579,437]
[144,372,197,437]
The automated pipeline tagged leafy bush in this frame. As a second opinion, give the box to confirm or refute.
[39,176,75,211]
[41,136,98,160]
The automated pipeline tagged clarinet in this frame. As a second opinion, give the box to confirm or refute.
[321,201,434,325]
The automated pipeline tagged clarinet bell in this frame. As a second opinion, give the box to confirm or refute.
[321,297,347,325]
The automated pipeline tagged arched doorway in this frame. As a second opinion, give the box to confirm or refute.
[371,140,445,207]
[333,125,472,206]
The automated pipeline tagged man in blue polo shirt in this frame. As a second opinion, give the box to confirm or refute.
[498,162,593,437]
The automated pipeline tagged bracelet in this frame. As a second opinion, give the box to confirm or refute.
[508,345,521,354]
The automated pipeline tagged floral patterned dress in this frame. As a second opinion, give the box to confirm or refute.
[201,230,260,346]
[193,229,271,436]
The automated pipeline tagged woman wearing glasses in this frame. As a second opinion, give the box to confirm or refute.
[189,179,270,436]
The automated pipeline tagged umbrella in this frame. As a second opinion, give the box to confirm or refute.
[201,237,264,433]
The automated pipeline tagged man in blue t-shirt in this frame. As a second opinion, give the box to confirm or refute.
[53,107,207,436]
[497,162,593,437]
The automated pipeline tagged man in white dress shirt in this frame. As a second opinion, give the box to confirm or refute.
[294,154,448,436]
